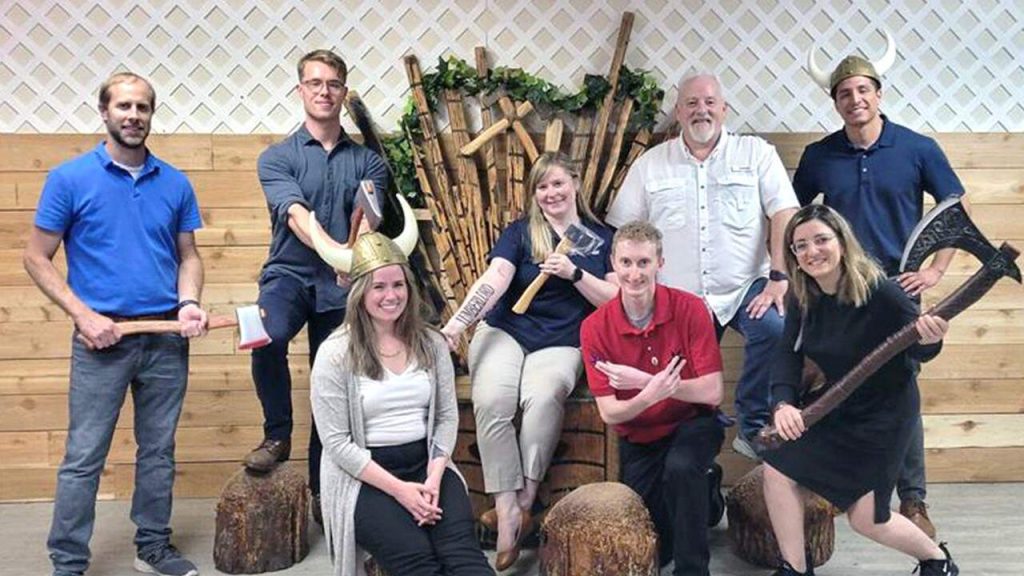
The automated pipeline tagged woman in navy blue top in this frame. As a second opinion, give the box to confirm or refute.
[442,152,618,569]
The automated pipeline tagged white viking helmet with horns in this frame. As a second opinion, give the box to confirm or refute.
[807,30,896,97]
[307,193,419,276]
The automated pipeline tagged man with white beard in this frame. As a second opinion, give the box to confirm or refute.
[607,74,798,468]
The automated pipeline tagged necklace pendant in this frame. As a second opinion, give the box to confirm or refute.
[651,356,658,367]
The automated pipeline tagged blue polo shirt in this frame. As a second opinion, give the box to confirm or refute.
[484,218,614,352]
[793,117,963,275]
[34,142,202,316]
[257,126,389,312]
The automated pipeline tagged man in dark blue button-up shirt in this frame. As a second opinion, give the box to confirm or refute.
[244,50,389,515]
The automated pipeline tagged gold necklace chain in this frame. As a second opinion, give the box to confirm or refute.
[378,346,406,358]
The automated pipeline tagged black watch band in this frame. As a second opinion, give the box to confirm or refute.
[571,266,584,283]
[177,299,200,311]
[769,269,789,282]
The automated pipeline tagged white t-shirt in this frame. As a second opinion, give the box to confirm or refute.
[358,364,431,447]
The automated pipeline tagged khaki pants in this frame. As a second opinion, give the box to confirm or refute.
[469,323,581,493]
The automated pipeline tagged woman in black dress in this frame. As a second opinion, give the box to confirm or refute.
[762,205,958,576]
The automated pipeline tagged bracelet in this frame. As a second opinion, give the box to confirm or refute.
[177,299,200,311]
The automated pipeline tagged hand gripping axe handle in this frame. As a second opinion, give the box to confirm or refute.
[115,304,272,350]
[511,223,605,315]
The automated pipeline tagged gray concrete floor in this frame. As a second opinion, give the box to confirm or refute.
[2,483,1021,576]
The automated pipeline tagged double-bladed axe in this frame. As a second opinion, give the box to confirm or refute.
[756,197,1021,450]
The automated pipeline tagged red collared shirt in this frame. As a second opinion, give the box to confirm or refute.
[581,284,723,443]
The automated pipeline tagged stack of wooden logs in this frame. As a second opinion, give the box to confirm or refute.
[403,12,656,348]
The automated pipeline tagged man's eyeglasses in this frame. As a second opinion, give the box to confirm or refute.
[790,234,836,255]
[301,79,345,94]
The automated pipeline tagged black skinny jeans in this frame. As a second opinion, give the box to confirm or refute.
[354,440,493,576]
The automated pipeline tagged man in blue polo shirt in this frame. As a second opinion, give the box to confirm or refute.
[243,49,389,522]
[793,50,968,539]
[24,72,206,576]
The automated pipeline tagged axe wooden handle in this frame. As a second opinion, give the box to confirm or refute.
[117,315,238,336]
[511,237,573,315]
[347,205,365,246]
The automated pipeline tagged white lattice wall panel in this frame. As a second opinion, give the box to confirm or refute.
[1,0,1021,133]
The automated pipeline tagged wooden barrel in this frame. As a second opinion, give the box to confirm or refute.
[213,464,310,574]
[726,464,836,568]
[539,482,658,576]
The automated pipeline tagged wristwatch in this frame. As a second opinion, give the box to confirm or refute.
[769,269,789,282]
[571,266,584,283]
[177,299,200,311]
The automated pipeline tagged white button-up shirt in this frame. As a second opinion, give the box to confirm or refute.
[606,130,798,324]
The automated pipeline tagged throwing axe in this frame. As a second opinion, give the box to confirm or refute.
[511,223,605,315]
[115,304,271,350]
[756,197,1021,450]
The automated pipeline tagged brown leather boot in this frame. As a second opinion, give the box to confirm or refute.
[243,438,291,473]
[900,498,937,539]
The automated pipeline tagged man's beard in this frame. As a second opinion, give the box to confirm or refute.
[107,122,148,149]
[687,119,718,145]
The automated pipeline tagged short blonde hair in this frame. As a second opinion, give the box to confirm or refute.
[612,220,663,258]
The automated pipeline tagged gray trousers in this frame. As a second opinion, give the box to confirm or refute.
[468,323,581,494]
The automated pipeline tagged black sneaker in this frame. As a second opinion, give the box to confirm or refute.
[772,560,814,576]
[134,545,199,576]
[915,542,959,576]
[707,462,725,527]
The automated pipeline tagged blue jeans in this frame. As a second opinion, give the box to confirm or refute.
[251,274,345,495]
[714,278,785,440]
[48,333,189,576]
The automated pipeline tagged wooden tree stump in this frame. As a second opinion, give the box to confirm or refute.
[214,464,310,574]
[539,482,658,576]
[726,464,836,568]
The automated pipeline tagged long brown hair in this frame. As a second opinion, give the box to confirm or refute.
[342,263,436,380]
[525,152,597,263]
[783,204,884,313]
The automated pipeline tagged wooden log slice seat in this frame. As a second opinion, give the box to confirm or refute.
[213,464,310,574]
[726,464,836,568]
[539,481,658,576]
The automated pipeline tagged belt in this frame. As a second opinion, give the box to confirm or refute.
[106,309,178,322]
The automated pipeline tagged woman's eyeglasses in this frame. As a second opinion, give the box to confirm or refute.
[790,234,836,255]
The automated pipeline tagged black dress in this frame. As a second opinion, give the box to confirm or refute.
[763,280,941,523]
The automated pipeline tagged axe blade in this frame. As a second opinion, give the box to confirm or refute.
[899,197,1017,281]
[564,222,604,257]
[236,305,272,350]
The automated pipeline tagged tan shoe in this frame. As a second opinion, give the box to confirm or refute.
[243,438,291,473]
[479,507,498,531]
[900,499,937,539]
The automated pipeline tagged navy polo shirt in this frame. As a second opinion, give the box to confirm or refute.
[484,218,614,352]
[34,142,202,316]
[257,125,389,312]
[793,117,963,275]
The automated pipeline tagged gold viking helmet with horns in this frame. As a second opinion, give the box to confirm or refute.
[807,30,897,97]
[306,193,419,278]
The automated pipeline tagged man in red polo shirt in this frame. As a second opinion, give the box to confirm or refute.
[580,221,725,576]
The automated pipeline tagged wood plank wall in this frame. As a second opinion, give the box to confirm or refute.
[0,133,1021,502]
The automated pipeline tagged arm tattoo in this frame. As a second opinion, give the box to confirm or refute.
[455,284,495,327]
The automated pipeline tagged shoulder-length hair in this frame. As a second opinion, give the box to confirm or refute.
[525,151,597,263]
[342,263,436,380]
[783,204,885,313]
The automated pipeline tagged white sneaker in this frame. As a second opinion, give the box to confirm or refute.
[732,434,762,462]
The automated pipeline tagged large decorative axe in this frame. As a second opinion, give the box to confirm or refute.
[755,197,1021,450]
[511,223,605,315]
[114,304,272,350]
